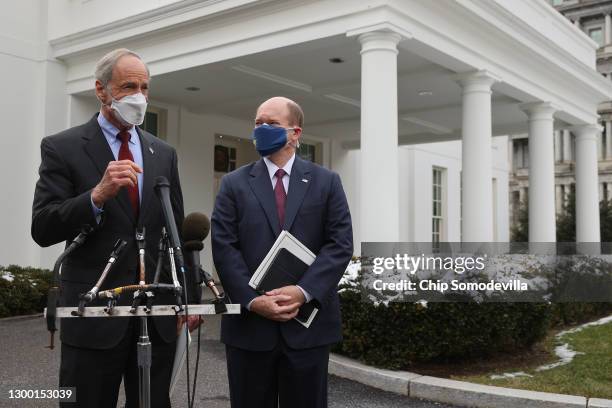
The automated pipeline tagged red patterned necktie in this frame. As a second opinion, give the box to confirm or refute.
[274,168,287,228]
[117,130,139,219]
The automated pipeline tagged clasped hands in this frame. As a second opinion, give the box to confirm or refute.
[250,285,305,322]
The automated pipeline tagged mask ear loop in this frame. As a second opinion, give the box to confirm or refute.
[287,128,300,149]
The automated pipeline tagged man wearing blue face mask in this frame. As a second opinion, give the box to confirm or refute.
[31,48,200,407]
[212,96,354,408]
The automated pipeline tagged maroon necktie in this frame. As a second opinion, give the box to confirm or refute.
[274,168,287,228]
[117,130,139,218]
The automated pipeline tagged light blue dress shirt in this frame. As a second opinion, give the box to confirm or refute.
[90,113,144,220]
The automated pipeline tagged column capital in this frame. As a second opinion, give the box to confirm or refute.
[569,123,604,139]
[355,30,403,54]
[519,101,558,120]
[453,70,500,91]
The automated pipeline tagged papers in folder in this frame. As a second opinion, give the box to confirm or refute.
[169,328,191,397]
[248,230,318,328]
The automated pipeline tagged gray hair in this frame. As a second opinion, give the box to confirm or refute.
[94,48,150,86]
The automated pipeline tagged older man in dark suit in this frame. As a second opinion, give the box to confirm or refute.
[212,96,353,408]
[31,48,199,408]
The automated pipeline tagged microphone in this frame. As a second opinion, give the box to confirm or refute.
[182,212,226,312]
[47,226,93,348]
[183,212,210,285]
[153,176,184,269]
[154,176,189,312]
[73,239,127,316]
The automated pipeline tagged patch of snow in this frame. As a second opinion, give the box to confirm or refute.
[535,343,583,371]
[1,271,14,282]
[490,314,612,378]
[490,371,533,380]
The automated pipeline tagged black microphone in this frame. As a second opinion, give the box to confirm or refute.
[182,212,226,312]
[154,176,191,315]
[182,212,210,285]
[47,226,93,348]
[154,176,184,268]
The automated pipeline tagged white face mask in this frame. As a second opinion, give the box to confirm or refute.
[109,92,148,126]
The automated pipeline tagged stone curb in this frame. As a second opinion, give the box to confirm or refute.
[0,313,43,322]
[329,353,611,408]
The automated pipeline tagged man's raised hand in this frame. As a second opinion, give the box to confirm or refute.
[92,160,142,207]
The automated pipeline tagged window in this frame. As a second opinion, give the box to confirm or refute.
[432,167,446,244]
[141,106,167,139]
[142,111,158,136]
[589,27,603,47]
[214,145,237,172]
[513,139,529,170]
[297,142,316,162]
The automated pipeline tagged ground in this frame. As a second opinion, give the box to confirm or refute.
[0,315,457,408]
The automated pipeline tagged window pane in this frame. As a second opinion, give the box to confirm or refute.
[143,111,158,136]
[589,28,603,46]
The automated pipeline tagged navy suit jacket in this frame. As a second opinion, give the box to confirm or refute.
[211,156,353,351]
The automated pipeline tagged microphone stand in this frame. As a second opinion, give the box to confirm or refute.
[134,227,151,408]
[73,239,127,316]
[45,223,239,408]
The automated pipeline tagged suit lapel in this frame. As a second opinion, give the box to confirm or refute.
[248,159,281,236]
[82,114,135,224]
[137,128,157,226]
[283,156,311,231]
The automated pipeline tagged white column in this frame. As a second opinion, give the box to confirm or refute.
[519,187,527,206]
[563,129,572,162]
[456,70,498,242]
[607,182,612,201]
[606,14,612,45]
[572,124,602,242]
[574,18,581,29]
[554,130,562,162]
[520,102,557,242]
[358,30,402,241]
[606,120,612,159]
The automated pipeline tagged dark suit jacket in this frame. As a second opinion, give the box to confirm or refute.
[31,114,195,349]
[211,156,353,351]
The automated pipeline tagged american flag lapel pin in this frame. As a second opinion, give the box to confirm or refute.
[302,178,308,183]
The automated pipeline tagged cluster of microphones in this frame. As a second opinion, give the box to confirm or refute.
[45,176,226,349]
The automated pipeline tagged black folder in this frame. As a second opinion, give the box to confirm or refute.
[254,248,317,325]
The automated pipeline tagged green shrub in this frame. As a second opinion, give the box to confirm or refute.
[334,260,612,370]
[0,265,53,318]
[551,303,612,327]
[334,289,553,369]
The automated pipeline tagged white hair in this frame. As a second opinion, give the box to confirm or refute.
[94,48,149,86]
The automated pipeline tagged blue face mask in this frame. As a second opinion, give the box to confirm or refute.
[251,124,293,157]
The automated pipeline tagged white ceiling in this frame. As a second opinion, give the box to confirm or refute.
[140,34,527,143]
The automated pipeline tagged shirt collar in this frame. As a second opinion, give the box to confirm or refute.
[263,153,296,180]
[97,112,138,145]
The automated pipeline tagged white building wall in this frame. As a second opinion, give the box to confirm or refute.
[333,136,509,248]
[46,0,183,41]
[0,1,69,268]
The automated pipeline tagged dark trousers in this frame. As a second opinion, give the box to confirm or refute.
[59,317,176,408]
[225,337,330,408]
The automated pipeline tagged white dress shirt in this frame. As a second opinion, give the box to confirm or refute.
[247,154,312,310]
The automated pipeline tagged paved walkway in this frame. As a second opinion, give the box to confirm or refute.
[0,315,458,407]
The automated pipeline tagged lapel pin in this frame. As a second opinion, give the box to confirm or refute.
[302,178,308,183]
[149,146,154,155]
